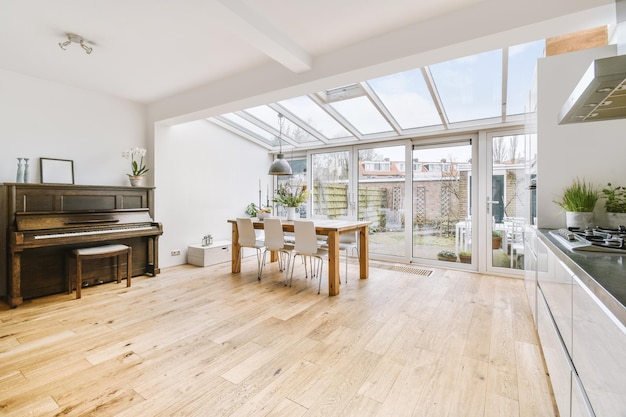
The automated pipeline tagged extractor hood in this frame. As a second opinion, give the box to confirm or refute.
[558,55,626,124]
[559,0,626,124]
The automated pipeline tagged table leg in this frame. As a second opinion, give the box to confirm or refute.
[231,223,241,273]
[359,225,369,279]
[327,231,340,296]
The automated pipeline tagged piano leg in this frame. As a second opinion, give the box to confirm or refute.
[9,251,24,308]
[145,235,160,276]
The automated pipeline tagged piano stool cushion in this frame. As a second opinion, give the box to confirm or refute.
[68,244,132,299]
[72,244,130,256]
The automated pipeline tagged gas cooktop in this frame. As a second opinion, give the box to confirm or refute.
[550,227,626,253]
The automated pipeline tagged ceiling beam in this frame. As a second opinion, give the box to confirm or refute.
[212,0,312,73]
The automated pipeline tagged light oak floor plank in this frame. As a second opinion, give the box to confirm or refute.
[0,260,556,417]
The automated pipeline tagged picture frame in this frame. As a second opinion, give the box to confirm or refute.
[40,158,75,184]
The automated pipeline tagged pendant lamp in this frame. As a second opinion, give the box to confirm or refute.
[268,113,292,176]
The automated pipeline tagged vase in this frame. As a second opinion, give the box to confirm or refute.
[16,158,24,183]
[565,211,593,230]
[128,175,145,187]
[286,207,296,221]
[23,158,30,183]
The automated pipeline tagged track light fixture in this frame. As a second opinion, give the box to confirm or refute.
[58,33,93,54]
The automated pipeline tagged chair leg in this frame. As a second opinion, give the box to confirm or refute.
[316,256,323,294]
[288,254,298,287]
[256,248,263,280]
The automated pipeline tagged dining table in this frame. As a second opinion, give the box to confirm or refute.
[228,218,371,296]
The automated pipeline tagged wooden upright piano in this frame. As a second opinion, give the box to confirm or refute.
[1,183,163,307]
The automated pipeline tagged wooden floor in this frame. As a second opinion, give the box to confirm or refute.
[0,259,558,417]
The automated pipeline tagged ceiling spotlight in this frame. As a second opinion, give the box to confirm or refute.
[58,33,93,54]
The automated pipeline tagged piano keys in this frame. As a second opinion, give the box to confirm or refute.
[1,183,163,308]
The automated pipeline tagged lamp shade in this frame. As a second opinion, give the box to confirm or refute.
[268,154,292,175]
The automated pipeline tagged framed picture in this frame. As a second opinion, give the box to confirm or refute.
[40,158,75,184]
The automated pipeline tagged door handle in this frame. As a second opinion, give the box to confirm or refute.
[486,197,499,214]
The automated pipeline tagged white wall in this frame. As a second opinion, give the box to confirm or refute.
[537,45,626,229]
[0,69,148,185]
[154,119,272,268]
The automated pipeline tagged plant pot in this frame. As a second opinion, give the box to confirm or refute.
[492,236,502,250]
[606,212,626,229]
[459,254,471,264]
[128,175,145,187]
[565,211,593,229]
[437,255,457,262]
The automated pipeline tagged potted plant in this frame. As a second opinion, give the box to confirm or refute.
[458,250,472,263]
[437,250,457,262]
[245,203,271,219]
[601,183,626,228]
[554,178,599,229]
[492,230,503,249]
[122,147,149,186]
[273,183,310,220]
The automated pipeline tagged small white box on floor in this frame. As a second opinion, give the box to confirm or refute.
[187,240,231,267]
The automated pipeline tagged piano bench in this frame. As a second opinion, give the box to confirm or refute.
[68,244,132,299]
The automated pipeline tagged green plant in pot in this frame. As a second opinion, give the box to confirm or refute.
[554,178,599,229]
[601,183,626,228]
[437,250,457,262]
[458,250,472,263]
[492,230,503,250]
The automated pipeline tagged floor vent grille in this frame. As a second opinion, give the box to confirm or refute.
[368,261,434,277]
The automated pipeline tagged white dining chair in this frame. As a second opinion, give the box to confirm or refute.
[236,217,264,280]
[289,220,328,293]
[260,217,294,284]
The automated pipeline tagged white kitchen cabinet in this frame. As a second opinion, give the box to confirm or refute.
[572,274,626,417]
[538,245,574,355]
[537,287,572,417]
[187,241,231,267]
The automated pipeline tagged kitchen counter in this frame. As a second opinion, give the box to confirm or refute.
[538,229,626,327]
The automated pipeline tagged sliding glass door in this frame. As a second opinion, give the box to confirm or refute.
[357,144,406,259]
[310,149,352,218]
[486,132,532,273]
[411,140,474,265]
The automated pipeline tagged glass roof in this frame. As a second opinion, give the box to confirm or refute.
[208,39,545,151]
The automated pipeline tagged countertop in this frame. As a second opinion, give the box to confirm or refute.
[538,229,626,327]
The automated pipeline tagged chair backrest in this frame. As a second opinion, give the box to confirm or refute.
[236,217,257,246]
[337,215,357,243]
[263,217,285,250]
[293,220,319,254]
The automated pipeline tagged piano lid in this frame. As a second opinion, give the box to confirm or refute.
[15,209,154,231]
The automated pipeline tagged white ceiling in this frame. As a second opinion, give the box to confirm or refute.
[0,0,616,111]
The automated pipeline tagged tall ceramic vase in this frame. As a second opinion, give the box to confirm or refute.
[286,207,296,221]
[16,158,24,183]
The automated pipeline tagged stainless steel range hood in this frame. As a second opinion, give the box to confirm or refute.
[559,0,626,124]
[558,55,626,124]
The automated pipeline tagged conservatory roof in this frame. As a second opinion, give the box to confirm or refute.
[208,39,545,151]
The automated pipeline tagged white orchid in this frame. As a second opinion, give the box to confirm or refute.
[123,147,149,176]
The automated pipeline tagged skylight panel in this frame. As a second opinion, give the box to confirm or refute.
[220,113,278,145]
[430,49,502,123]
[244,105,318,144]
[278,96,352,140]
[329,96,393,135]
[367,69,442,130]
[507,39,545,116]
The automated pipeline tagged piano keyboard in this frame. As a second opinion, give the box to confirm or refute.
[34,225,154,240]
